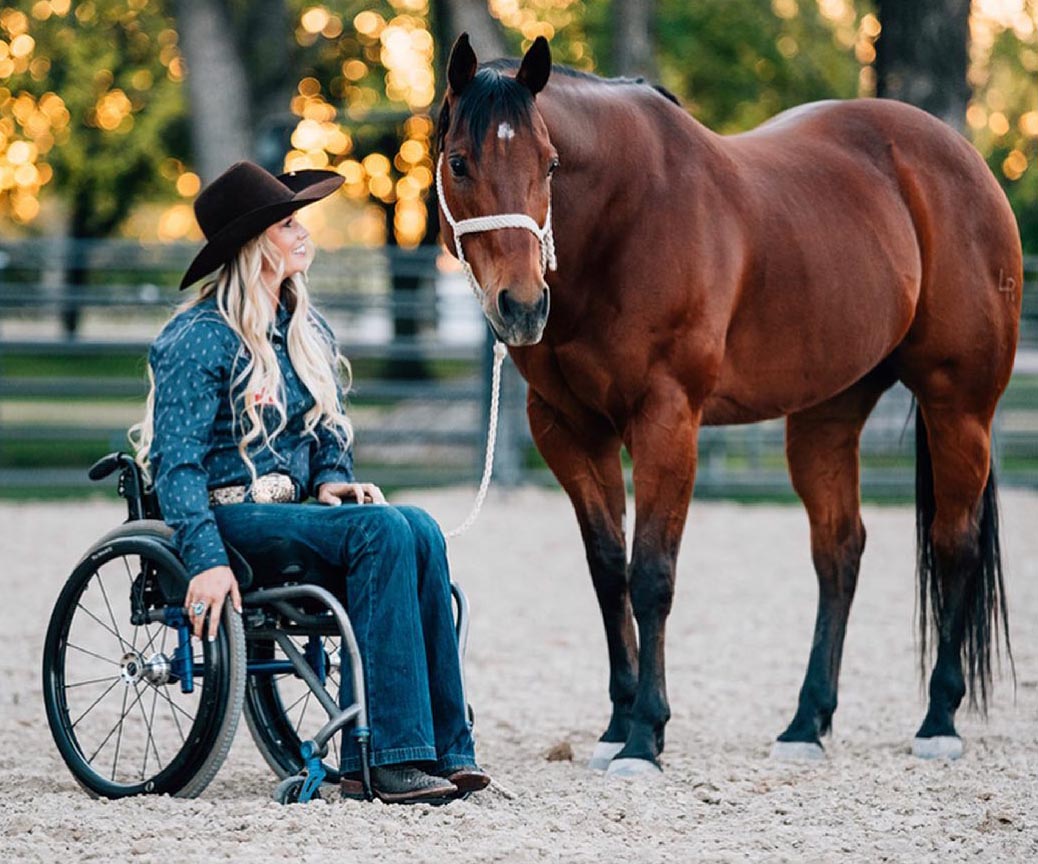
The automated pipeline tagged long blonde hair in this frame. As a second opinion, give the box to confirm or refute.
[130,232,353,485]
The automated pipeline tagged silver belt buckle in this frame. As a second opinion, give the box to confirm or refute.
[252,473,294,504]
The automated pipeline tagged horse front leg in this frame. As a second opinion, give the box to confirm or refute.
[610,382,699,776]
[527,391,638,769]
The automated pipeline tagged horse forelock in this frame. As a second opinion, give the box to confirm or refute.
[437,68,535,161]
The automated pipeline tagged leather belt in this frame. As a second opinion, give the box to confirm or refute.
[208,473,296,506]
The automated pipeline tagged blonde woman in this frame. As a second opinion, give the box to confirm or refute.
[135,161,488,804]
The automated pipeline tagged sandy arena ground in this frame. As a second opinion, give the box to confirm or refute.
[2,487,1036,863]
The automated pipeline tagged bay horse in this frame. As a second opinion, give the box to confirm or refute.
[436,34,1022,775]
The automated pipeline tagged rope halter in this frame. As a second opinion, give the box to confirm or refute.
[435,152,558,301]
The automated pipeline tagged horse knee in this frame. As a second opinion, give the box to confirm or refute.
[629,558,675,621]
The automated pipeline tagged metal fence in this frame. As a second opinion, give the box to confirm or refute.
[0,239,1035,497]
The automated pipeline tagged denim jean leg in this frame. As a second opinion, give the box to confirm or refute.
[335,505,438,770]
[213,502,438,772]
[396,505,477,772]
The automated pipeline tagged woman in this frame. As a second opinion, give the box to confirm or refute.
[132,161,488,804]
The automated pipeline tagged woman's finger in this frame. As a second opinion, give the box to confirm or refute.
[318,486,341,506]
[351,483,366,504]
[191,601,206,640]
[367,484,386,504]
[206,594,223,642]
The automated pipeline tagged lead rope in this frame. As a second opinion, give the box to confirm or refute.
[445,340,508,539]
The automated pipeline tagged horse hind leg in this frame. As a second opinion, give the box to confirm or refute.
[912,403,1012,760]
[772,371,893,761]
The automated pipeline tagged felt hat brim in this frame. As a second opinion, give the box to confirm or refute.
[179,172,343,290]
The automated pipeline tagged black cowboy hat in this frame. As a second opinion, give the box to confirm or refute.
[179,161,344,290]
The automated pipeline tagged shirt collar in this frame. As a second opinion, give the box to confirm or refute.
[270,298,292,341]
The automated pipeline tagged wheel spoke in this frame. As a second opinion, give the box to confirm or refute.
[87,684,148,767]
[143,679,196,726]
[294,691,312,736]
[110,686,129,780]
[74,603,130,651]
[70,677,122,728]
[155,682,187,745]
[95,572,129,653]
[282,688,310,717]
[65,675,121,690]
[133,682,162,780]
[67,640,122,668]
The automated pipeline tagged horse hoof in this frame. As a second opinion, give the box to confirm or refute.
[605,758,663,778]
[588,741,624,772]
[769,740,826,762]
[912,736,963,760]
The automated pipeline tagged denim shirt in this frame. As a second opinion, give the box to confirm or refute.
[148,296,354,577]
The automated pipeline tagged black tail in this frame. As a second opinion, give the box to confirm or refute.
[915,405,1013,713]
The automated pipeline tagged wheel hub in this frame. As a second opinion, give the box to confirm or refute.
[119,651,172,685]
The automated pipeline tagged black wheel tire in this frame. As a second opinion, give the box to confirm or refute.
[42,537,246,799]
[243,635,343,784]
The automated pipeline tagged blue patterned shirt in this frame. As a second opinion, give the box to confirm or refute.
[148,295,354,576]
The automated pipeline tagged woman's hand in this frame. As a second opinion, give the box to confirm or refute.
[184,565,242,641]
[317,481,386,506]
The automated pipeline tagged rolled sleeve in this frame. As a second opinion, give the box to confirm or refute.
[149,324,230,576]
[310,424,355,495]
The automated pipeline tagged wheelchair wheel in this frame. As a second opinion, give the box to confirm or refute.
[243,633,344,783]
[42,539,246,798]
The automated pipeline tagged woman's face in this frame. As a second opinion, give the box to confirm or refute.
[263,213,311,279]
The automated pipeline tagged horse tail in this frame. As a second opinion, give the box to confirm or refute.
[915,404,1013,713]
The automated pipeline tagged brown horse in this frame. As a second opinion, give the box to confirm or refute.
[435,34,1022,775]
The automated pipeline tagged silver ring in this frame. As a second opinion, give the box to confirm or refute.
[190,601,207,617]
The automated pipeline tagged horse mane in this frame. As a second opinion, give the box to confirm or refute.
[435,58,681,158]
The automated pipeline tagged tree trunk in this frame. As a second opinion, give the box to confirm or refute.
[612,0,657,79]
[173,0,252,182]
[875,0,970,133]
[433,0,508,67]
[238,0,294,166]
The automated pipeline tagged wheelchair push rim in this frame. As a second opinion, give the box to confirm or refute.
[42,539,245,798]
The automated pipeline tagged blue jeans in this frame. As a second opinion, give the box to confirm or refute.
[213,501,476,773]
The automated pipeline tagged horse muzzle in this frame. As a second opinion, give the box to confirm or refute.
[488,286,550,346]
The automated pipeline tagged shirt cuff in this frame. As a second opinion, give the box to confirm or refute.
[180,524,231,578]
[311,467,354,498]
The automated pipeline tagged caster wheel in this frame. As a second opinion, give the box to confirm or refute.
[273,774,321,804]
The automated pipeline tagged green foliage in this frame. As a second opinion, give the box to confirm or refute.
[3,1,187,237]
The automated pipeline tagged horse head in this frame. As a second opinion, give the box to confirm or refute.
[436,34,558,346]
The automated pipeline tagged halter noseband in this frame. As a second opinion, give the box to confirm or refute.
[435,152,558,301]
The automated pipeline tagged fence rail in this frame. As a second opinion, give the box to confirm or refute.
[1,240,1035,497]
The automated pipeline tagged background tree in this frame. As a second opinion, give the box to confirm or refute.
[173,0,251,182]
[612,0,656,78]
[875,0,971,132]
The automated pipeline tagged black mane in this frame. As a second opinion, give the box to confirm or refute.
[435,59,680,159]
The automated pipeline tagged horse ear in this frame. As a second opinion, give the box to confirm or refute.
[447,33,478,95]
[516,36,551,96]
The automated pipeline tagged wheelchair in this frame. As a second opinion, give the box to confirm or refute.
[42,452,471,804]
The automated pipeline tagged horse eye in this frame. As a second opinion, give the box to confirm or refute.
[548,157,560,178]
[448,156,467,178]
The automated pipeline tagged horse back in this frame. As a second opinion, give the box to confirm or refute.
[703,99,1020,424]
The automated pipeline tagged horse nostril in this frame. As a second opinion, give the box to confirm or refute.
[497,289,515,321]
[536,288,550,318]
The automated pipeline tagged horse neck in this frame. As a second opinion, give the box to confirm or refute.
[537,80,726,312]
